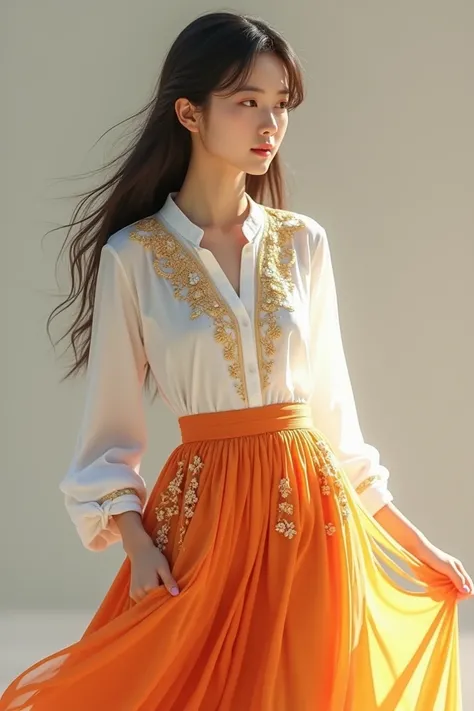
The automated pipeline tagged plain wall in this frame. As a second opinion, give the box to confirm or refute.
[3,0,473,634]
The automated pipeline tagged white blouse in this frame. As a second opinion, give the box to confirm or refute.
[60,192,393,551]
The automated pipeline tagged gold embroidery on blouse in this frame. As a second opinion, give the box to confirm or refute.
[275,475,297,539]
[129,217,248,404]
[154,460,185,552]
[355,474,383,495]
[96,487,140,505]
[256,208,305,390]
[313,438,351,535]
[178,455,204,548]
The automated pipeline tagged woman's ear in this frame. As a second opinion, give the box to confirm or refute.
[174,98,201,134]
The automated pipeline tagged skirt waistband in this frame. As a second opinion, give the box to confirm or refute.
[178,403,314,443]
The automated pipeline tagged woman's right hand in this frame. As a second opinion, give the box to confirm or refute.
[128,537,180,603]
[112,510,180,602]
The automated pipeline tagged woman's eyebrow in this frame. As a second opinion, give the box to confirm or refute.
[236,85,290,94]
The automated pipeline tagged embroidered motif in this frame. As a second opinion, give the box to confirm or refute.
[178,455,204,547]
[275,475,297,539]
[256,209,305,390]
[154,461,185,552]
[153,455,205,552]
[355,474,383,495]
[97,487,140,505]
[313,438,351,535]
[129,217,248,403]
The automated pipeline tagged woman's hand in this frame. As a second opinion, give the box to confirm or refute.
[112,510,180,602]
[373,503,473,600]
[413,540,473,600]
[128,536,180,603]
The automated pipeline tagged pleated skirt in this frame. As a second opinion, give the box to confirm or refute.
[0,403,462,710]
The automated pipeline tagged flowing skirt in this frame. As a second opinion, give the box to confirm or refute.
[0,403,462,710]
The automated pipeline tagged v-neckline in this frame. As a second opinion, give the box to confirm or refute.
[154,192,268,314]
[194,209,268,318]
[197,242,246,300]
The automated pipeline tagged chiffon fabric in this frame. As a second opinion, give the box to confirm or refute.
[0,403,461,711]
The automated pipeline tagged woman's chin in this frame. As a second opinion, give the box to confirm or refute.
[245,163,271,176]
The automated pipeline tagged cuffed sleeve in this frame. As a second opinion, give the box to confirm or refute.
[308,226,393,516]
[59,244,148,551]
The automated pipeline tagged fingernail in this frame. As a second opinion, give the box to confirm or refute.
[463,585,470,592]
[170,586,180,596]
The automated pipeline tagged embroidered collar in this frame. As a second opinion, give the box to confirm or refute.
[156,191,265,247]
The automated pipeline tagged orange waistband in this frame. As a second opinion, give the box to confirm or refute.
[178,402,314,443]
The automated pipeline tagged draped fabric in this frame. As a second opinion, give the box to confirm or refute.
[0,404,461,711]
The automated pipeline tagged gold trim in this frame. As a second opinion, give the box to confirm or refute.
[355,474,383,496]
[255,208,305,390]
[130,217,249,404]
[96,487,140,505]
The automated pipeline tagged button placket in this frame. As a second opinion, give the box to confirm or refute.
[195,244,262,406]
[239,239,262,406]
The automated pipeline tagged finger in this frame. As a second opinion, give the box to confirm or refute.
[143,582,161,594]
[143,569,161,593]
[453,561,473,594]
[156,564,180,596]
[131,587,149,602]
[449,561,469,593]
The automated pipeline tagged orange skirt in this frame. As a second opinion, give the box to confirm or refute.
[0,403,461,710]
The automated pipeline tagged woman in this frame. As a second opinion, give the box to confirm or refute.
[1,10,471,711]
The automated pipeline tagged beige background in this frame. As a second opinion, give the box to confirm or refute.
[2,0,473,693]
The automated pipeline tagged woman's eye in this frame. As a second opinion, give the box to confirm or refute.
[241,100,289,109]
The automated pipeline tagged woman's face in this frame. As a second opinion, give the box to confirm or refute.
[196,52,290,175]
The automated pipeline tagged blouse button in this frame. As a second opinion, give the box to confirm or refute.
[248,364,257,374]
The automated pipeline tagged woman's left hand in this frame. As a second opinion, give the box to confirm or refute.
[372,502,472,600]
[414,541,474,600]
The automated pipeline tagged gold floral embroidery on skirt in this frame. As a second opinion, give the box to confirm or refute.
[313,438,351,536]
[275,475,297,539]
[154,455,205,552]
[154,461,185,552]
[178,455,204,547]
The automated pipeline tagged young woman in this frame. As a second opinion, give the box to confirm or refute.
[1,10,471,711]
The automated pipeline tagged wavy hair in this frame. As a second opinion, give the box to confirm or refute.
[46,11,305,394]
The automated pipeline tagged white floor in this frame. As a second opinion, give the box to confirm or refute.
[1,612,473,705]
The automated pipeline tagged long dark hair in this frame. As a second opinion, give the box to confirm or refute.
[46,10,305,394]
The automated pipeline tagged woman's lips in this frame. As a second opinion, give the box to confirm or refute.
[250,148,272,157]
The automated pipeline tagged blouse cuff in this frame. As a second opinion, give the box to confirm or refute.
[354,476,394,516]
[65,490,144,552]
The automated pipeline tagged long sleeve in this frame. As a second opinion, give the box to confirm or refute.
[308,226,394,516]
[59,243,148,551]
